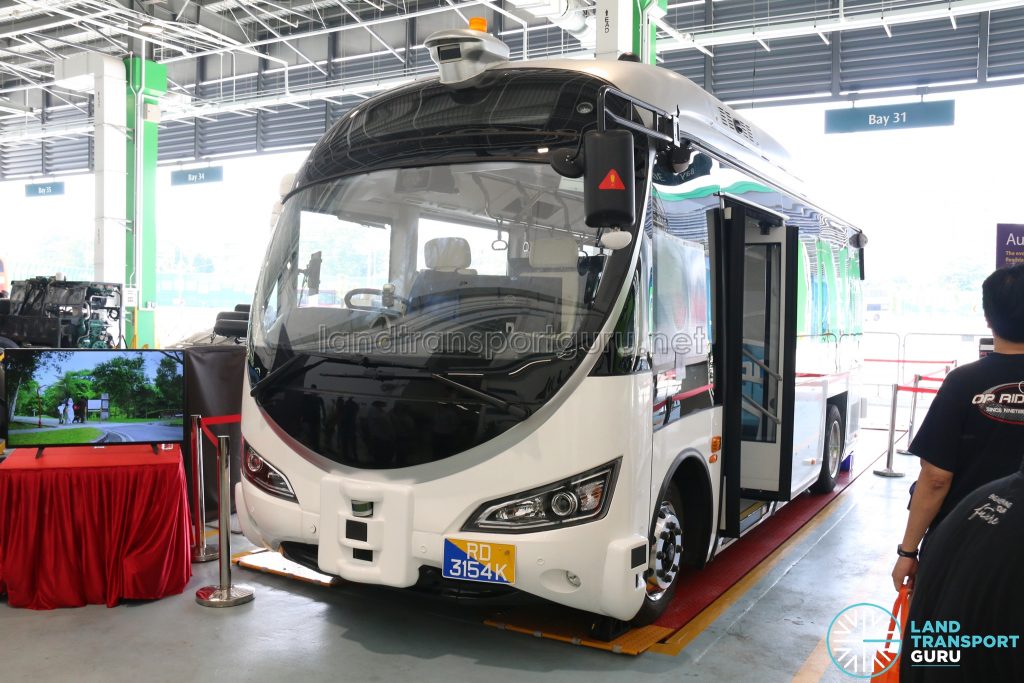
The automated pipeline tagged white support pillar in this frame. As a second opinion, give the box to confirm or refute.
[55,54,127,283]
[93,57,127,284]
[595,0,634,60]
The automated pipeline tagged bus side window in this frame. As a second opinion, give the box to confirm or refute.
[649,194,715,427]
[593,271,643,376]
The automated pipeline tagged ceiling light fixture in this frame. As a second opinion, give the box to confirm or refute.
[139,22,163,35]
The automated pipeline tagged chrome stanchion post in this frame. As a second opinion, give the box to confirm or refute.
[874,383,906,478]
[191,415,219,562]
[196,435,255,607]
[897,375,921,456]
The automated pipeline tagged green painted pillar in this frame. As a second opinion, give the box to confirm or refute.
[632,0,667,65]
[124,57,166,349]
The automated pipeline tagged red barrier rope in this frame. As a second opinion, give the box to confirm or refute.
[672,383,714,403]
[198,414,241,447]
[897,386,940,395]
[865,358,957,365]
[654,384,714,412]
[202,414,241,425]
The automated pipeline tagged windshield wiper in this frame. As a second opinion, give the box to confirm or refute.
[250,353,329,399]
[251,351,400,398]
[429,373,528,419]
[326,357,529,419]
[254,353,405,399]
[254,354,528,418]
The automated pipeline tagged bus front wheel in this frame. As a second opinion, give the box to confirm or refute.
[633,482,684,625]
[811,404,843,494]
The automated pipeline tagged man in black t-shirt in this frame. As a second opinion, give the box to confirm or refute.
[899,461,1024,681]
[892,264,1024,591]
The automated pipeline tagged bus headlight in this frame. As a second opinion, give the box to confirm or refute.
[243,444,297,502]
[463,459,620,533]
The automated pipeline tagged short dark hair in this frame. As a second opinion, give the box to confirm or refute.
[983,264,1024,343]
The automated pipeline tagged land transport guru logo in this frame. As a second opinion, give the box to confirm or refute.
[827,603,903,677]
[827,604,1021,677]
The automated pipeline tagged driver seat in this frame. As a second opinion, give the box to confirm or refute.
[525,236,581,332]
[407,237,478,316]
[423,237,477,275]
[419,237,475,274]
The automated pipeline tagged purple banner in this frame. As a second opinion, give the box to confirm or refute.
[997,223,1024,269]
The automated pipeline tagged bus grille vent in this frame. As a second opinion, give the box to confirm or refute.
[717,106,756,144]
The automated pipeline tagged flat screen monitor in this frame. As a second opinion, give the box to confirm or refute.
[0,349,185,449]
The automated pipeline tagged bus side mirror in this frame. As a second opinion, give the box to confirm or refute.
[583,130,635,228]
[304,251,322,296]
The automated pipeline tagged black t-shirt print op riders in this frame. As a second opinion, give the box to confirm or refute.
[909,352,1024,533]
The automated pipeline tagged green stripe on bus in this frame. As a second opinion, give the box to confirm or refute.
[653,181,774,201]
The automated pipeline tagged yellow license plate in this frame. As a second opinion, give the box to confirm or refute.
[442,539,515,585]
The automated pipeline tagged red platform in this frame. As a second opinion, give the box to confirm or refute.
[0,445,192,609]
[654,450,878,630]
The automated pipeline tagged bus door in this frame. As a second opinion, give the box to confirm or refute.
[716,196,798,538]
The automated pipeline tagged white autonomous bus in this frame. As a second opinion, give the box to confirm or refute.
[236,23,866,632]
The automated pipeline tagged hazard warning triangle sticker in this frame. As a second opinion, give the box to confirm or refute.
[598,169,626,191]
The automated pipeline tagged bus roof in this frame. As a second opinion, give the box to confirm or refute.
[484,58,862,237]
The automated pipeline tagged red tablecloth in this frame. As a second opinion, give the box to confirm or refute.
[0,445,193,609]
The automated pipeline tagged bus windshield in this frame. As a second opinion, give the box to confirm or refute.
[250,161,634,376]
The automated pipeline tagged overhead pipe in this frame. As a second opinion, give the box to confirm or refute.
[501,0,595,48]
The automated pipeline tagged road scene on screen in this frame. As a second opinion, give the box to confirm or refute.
[4,350,184,447]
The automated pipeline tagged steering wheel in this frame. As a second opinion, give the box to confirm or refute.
[343,288,409,317]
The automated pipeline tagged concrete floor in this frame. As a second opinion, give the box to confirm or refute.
[1,430,919,683]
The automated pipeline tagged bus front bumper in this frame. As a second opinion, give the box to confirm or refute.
[235,477,649,621]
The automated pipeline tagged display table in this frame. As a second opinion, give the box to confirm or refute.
[0,445,192,609]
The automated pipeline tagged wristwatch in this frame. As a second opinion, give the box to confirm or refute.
[896,546,919,559]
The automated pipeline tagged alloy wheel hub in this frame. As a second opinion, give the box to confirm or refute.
[828,421,842,478]
[645,501,682,600]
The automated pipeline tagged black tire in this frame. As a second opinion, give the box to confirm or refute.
[632,482,685,625]
[811,404,844,494]
[0,336,18,349]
